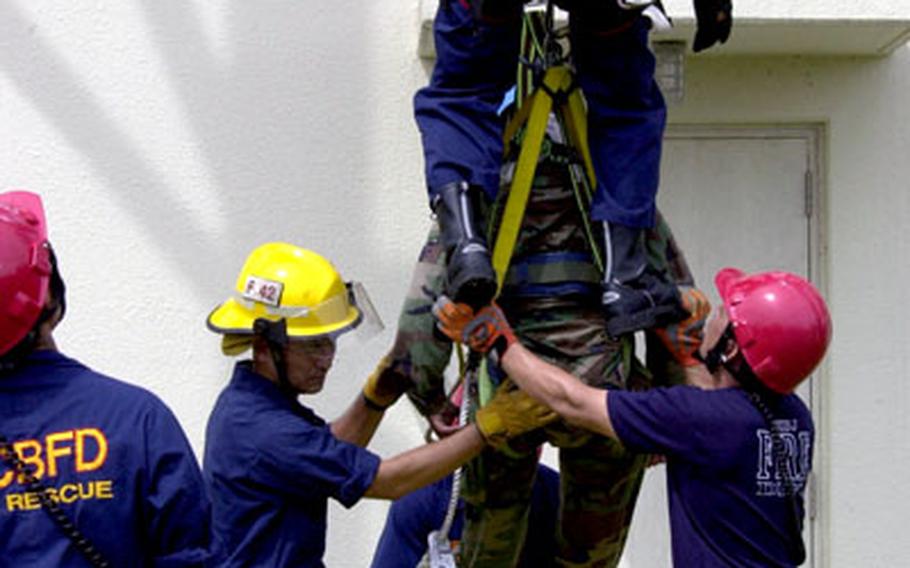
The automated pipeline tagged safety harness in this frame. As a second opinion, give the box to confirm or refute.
[429,4,649,563]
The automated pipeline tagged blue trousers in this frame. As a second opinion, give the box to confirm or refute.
[414,0,666,228]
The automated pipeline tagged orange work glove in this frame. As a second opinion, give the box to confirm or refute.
[432,296,517,358]
[431,297,475,342]
[654,287,711,366]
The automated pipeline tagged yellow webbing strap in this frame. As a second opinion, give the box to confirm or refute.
[492,66,574,293]
[478,66,598,408]
[478,357,494,407]
[476,56,641,427]
[556,81,596,188]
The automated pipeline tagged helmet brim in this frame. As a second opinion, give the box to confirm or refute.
[714,267,745,301]
[206,298,361,339]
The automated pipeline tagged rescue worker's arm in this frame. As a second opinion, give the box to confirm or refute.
[144,400,219,563]
[366,424,484,500]
[433,294,710,441]
[433,299,618,438]
[500,342,619,439]
[331,395,385,447]
[365,379,554,500]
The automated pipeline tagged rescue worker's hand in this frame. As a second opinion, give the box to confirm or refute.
[654,287,711,366]
[693,0,732,52]
[429,401,462,438]
[432,297,517,358]
[474,379,558,447]
[432,297,475,341]
[469,0,525,24]
[428,382,464,439]
[362,354,412,410]
[647,454,667,468]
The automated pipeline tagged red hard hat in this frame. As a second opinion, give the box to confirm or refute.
[0,191,52,357]
[715,268,832,394]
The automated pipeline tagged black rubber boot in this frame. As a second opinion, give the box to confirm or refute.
[602,222,686,336]
[433,181,497,310]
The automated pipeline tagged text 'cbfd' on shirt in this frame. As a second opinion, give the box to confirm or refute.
[0,350,214,567]
[204,362,381,567]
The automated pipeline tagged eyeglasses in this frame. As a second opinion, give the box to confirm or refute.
[290,337,336,355]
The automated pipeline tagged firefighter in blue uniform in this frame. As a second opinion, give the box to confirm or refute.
[0,190,216,567]
[415,0,732,335]
[436,268,832,567]
[203,242,556,567]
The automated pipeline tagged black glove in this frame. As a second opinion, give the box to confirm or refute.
[693,0,732,53]
[469,0,525,24]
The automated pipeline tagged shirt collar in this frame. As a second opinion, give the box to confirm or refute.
[0,349,81,384]
[21,349,72,365]
[229,361,326,426]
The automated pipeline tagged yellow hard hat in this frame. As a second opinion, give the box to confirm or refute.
[207,243,360,339]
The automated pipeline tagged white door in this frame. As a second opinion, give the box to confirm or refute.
[619,125,824,567]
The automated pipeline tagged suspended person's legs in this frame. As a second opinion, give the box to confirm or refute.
[569,5,685,336]
[389,225,457,418]
[432,181,498,310]
[554,435,648,567]
[459,429,542,568]
[643,210,699,388]
[414,0,523,309]
[505,296,648,567]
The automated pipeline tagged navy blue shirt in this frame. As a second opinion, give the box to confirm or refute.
[609,386,813,567]
[370,464,560,568]
[0,350,215,567]
[204,362,381,567]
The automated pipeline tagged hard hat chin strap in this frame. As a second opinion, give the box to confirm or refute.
[700,325,778,398]
[695,324,735,374]
[253,318,295,397]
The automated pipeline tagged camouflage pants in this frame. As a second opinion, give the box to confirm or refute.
[459,292,650,568]
[392,161,693,567]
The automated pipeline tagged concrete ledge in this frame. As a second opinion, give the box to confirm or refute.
[417,1,910,59]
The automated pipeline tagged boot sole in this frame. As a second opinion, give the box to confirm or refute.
[453,277,497,311]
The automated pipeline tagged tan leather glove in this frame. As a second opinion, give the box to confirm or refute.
[474,379,558,447]
[362,354,412,410]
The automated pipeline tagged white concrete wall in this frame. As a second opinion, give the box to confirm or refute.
[1,1,909,566]
[0,2,432,564]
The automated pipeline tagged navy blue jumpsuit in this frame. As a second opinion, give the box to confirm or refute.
[414,0,666,228]
[0,350,216,566]
[610,386,814,566]
[204,362,381,567]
